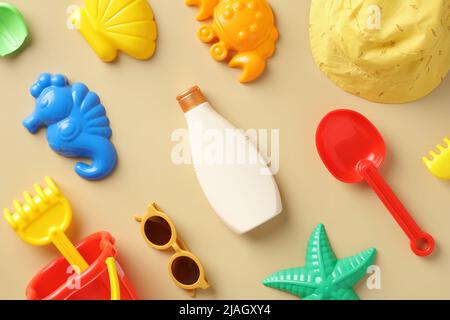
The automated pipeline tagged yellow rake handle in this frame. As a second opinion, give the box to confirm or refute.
[49,228,89,273]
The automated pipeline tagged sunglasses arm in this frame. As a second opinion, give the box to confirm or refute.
[188,289,196,298]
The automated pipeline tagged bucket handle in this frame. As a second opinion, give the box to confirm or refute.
[105,257,121,300]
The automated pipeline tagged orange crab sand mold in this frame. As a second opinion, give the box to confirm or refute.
[186,0,279,83]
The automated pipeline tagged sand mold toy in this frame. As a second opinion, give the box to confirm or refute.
[23,73,117,181]
[423,137,450,180]
[69,0,158,62]
[263,224,377,300]
[186,0,279,83]
[0,2,28,56]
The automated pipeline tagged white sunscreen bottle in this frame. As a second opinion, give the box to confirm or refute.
[176,86,282,234]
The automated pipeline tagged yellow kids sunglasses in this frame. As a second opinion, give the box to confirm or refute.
[134,203,210,297]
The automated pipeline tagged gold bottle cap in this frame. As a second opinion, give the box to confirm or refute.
[176,86,207,113]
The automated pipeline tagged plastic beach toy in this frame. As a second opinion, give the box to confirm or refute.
[27,232,137,300]
[263,224,377,300]
[316,109,435,256]
[0,2,28,56]
[3,177,89,272]
[23,73,117,181]
[309,0,450,103]
[69,0,158,62]
[134,203,210,297]
[423,137,450,180]
[186,0,279,83]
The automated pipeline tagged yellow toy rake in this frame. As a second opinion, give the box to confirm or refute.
[423,137,450,180]
[3,177,89,273]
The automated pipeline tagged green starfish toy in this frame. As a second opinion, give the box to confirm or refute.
[263,224,377,300]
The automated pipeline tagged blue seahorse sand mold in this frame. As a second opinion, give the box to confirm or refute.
[23,73,117,181]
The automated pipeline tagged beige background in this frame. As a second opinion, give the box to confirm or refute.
[0,0,449,300]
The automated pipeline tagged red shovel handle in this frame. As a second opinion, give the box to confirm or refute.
[357,160,435,256]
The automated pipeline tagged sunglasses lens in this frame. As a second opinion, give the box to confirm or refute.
[144,216,172,246]
[171,256,200,286]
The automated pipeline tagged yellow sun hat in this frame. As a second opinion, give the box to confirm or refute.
[310,0,450,104]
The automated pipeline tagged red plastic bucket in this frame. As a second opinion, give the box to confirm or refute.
[26,232,138,300]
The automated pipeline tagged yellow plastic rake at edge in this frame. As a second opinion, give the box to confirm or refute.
[423,137,450,180]
[3,177,89,273]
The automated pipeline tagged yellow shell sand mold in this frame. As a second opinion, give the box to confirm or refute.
[310,0,450,104]
[71,0,158,62]
[423,137,450,180]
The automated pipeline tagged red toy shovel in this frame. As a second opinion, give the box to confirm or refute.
[316,109,434,256]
